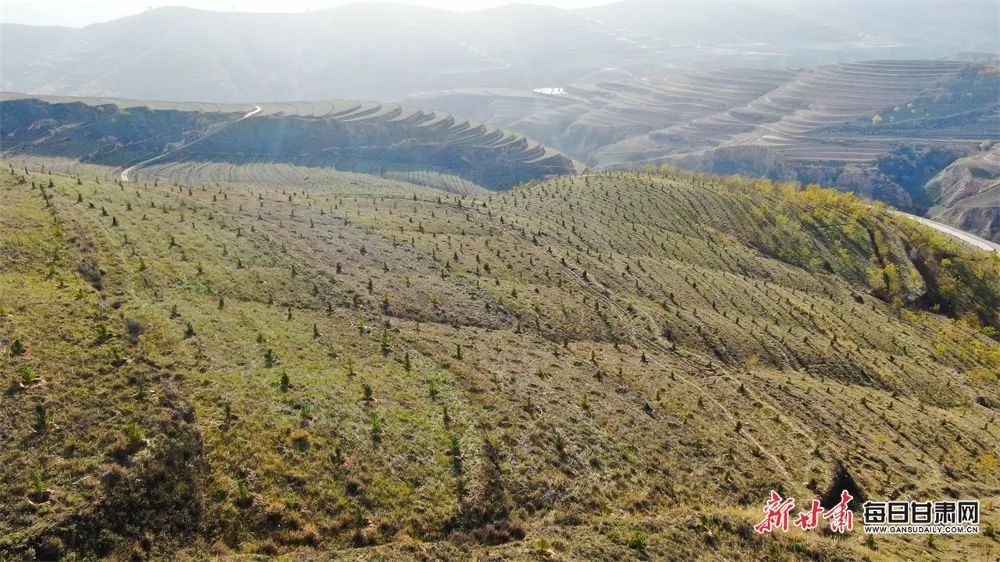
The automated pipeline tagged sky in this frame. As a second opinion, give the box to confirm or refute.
[0,0,616,27]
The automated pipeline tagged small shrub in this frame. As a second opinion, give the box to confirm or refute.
[125,422,145,445]
[95,323,110,343]
[290,429,310,451]
[125,318,144,343]
[17,364,36,386]
[370,416,382,444]
[626,531,647,552]
[10,338,26,356]
[28,471,51,503]
[33,405,49,432]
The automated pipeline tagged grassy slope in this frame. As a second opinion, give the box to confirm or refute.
[1,161,999,560]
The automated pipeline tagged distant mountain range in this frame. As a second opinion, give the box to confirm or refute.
[2,2,997,103]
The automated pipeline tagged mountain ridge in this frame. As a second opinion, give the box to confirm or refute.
[0,94,579,191]
[4,2,996,103]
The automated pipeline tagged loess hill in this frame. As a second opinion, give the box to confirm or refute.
[409,59,1000,240]
[0,95,577,193]
[1,160,1000,560]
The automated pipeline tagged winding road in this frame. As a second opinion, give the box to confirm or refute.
[120,105,261,182]
[893,211,1000,253]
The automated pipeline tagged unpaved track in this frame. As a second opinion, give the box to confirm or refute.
[120,105,261,181]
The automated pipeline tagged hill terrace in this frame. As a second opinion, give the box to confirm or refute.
[0,95,580,192]
[411,59,999,236]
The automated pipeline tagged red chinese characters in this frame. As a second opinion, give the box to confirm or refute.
[823,490,854,533]
[755,490,854,534]
[754,490,796,533]
[793,499,823,530]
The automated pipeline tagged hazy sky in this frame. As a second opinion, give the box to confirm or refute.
[1,0,618,27]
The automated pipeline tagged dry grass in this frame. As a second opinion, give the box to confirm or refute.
[1,161,998,560]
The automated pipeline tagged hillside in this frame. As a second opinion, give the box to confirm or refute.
[409,60,1000,238]
[0,95,577,191]
[1,160,999,560]
[2,2,996,103]
[927,146,1000,243]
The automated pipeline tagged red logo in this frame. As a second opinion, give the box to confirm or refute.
[755,490,854,534]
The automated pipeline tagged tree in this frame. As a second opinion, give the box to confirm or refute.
[33,405,49,433]
[18,364,36,386]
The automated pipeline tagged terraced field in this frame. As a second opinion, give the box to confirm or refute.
[415,60,999,170]
[0,95,578,191]
[623,60,987,165]
[406,68,798,164]
[411,59,999,235]
[2,159,998,560]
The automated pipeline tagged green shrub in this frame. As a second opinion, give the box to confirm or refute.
[17,364,35,385]
[33,405,49,432]
[125,422,145,445]
[30,471,45,495]
[626,531,647,552]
